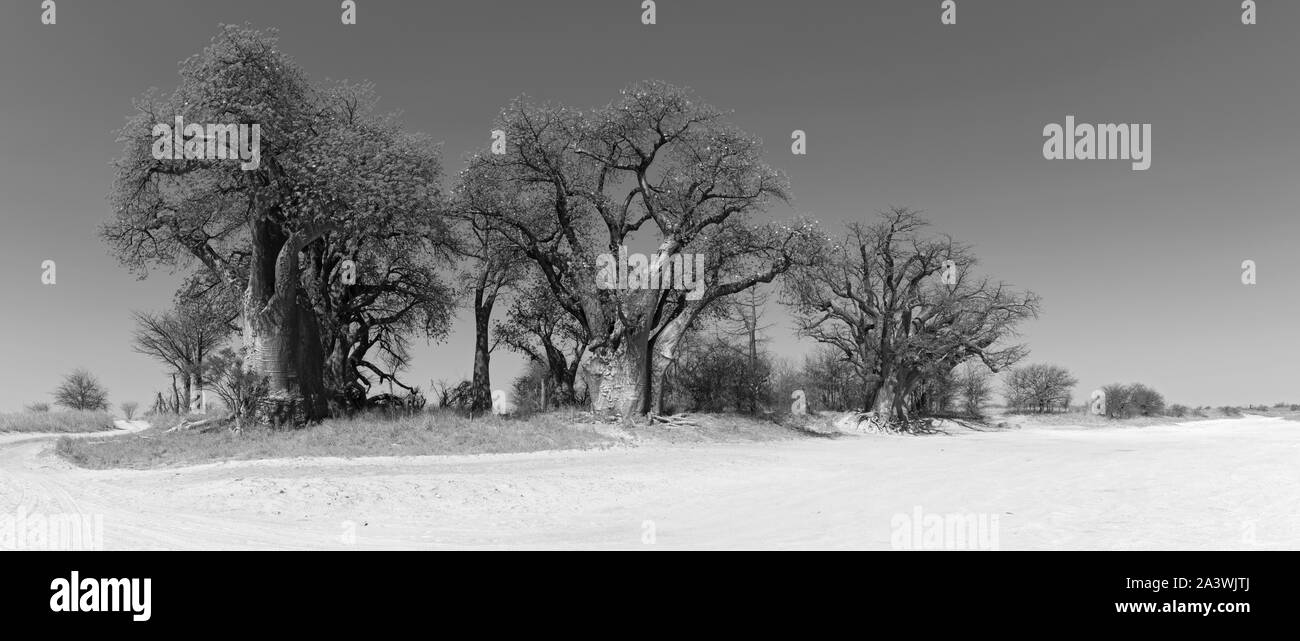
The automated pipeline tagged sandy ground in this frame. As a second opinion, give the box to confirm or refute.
[1,416,1297,550]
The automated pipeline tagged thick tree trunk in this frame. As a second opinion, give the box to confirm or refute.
[542,343,577,407]
[243,215,330,427]
[469,289,493,413]
[539,373,550,410]
[563,360,582,405]
[868,367,924,421]
[648,316,691,415]
[189,371,204,414]
[587,310,696,419]
[180,373,192,414]
[589,326,651,419]
[869,368,904,420]
[323,335,358,415]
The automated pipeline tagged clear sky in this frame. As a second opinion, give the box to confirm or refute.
[1,0,1297,412]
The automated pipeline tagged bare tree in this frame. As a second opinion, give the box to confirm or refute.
[1004,364,1077,413]
[956,362,993,416]
[916,367,959,416]
[716,287,774,413]
[459,81,820,419]
[495,275,589,409]
[131,299,229,413]
[120,401,139,420]
[794,347,862,412]
[54,369,110,411]
[204,348,270,430]
[444,208,526,413]
[785,208,1040,420]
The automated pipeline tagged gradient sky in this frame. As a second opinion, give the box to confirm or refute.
[1,0,1297,412]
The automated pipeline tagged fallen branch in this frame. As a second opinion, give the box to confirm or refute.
[166,415,235,433]
[648,413,700,428]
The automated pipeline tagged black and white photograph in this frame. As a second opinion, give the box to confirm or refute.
[0,0,1294,627]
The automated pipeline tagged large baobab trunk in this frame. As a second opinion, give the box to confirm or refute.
[868,367,923,421]
[242,215,331,427]
[588,316,694,419]
[589,326,652,418]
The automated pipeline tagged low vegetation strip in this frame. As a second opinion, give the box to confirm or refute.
[56,411,617,470]
[0,410,117,433]
[54,411,814,470]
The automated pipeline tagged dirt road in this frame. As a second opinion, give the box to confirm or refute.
[1,417,1296,549]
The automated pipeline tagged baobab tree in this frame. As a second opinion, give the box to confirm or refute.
[785,208,1040,420]
[459,81,820,419]
[103,26,450,425]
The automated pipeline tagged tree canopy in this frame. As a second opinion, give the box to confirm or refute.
[458,81,820,418]
[785,208,1040,419]
[103,26,453,424]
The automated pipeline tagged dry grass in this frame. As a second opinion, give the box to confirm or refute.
[638,412,814,443]
[55,409,813,470]
[0,410,116,433]
[1238,405,1300,422]
[56,409,617,470]
[996,407,1251,429]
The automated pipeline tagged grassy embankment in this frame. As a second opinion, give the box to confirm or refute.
[0,410,116,433]
[55,409,807,470]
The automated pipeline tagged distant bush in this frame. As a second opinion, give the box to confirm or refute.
[1219,406,1243,417]
[1102,382,1166,419]
[956,362,994,417]
[364,390,428,417]
[432,379,474,411]
[1004,364,1077,413]
[1127,384,1165,416]
[53,369,110,411]
[665,334,775,414]
[1167,404,1189,418]
[120,401,139,420]
[24,402,50,413]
